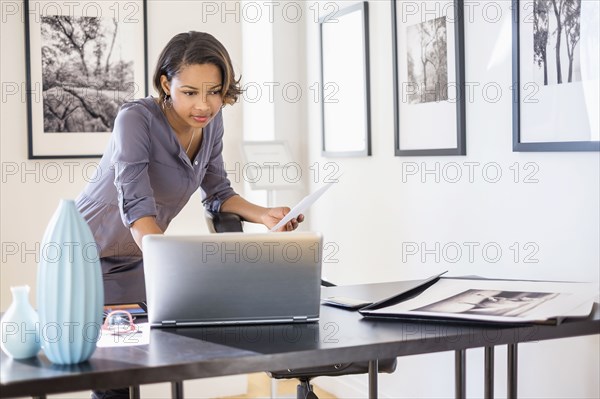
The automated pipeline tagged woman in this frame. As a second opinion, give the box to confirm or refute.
[77,30,303,399]
[76,30,303,308]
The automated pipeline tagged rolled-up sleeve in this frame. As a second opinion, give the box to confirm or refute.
[111,104,157,227]
[201,114,237,212]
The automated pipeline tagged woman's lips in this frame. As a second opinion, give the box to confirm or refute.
[192,115,209,123]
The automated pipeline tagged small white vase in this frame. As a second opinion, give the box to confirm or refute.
[0,285,41,359]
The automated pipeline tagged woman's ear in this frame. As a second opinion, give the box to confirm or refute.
[160,75,170,95]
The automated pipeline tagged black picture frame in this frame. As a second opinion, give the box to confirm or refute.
[392,0,466,156]
[24,0,148,159]
[512,0,599,152]
[319,2,371,157]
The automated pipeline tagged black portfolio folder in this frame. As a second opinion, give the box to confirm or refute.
[322,271,447,311]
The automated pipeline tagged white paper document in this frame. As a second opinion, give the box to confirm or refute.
[361,279,598,324]
[97,323,150,347]
[270,182,336,232]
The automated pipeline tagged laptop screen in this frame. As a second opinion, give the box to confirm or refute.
[143,232,323,326]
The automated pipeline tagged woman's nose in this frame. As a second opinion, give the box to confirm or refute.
[194,96,210,110]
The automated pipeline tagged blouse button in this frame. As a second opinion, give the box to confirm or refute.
[194,161,199,166]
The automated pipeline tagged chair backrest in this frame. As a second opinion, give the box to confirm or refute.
[205,211,244,233]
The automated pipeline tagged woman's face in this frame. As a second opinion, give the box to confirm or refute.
[161,63,223,129]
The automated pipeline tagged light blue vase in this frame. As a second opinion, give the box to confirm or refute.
[37,199,104,364]
[0,285,41,359]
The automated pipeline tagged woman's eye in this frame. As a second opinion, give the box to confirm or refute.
[208,90,221,95]
[184,92,196,96]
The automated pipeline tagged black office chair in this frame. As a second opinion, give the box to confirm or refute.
[205,211,397,399]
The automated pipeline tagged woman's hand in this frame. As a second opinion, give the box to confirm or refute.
[262,207,304,231]
[221,196,305,231]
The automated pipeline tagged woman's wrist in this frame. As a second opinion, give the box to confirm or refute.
[221,195,268,224]
[130,216,163,250]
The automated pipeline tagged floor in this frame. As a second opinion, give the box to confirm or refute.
[44,373,337,399]
[221,373,337,399]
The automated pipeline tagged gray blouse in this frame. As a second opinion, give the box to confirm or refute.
[76,96,237,261]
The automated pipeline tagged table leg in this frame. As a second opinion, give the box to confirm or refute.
[507,344,518,399]
[455,350,466,399]
[368,359,378,399]
[129,386,140,399]
[171,381,184,399]
[485,346,494,399]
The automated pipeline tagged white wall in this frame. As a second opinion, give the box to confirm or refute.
[301,1,600,398]
[272,0,309,211]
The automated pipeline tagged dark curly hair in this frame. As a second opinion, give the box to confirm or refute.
[153,31,242,106]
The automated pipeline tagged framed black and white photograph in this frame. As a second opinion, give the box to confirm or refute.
[392,0,466,156]
[320,2,371,157]
[513,0,599,151]
[25,0,148,159]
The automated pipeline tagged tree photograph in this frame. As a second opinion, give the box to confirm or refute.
[533,0,582,86]
[41,15,136,133]
[406,16,448,104]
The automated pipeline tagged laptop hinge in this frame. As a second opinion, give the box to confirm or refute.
[292,316,308,322]
[161,320,177,326]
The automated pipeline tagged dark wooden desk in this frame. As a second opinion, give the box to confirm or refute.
[1,281,599,399]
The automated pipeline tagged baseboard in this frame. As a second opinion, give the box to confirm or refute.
[46,376,248,399]
[313,374,394,399]
[141,375,248,399]
[313,375,366,398]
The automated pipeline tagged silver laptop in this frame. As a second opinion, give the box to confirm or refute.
[142,232,323,327]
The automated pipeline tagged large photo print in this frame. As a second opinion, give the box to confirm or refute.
[392,0,466,156]
[533,0,582,86]
[514,0,599,151]
[406,16,449,104]
[26,0,148,158]
[41,15,135,133]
